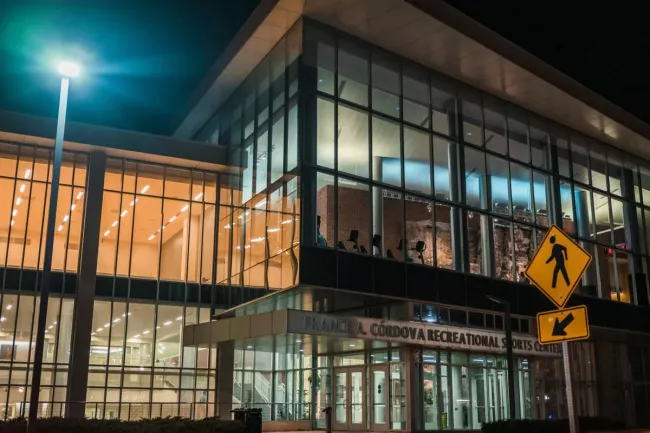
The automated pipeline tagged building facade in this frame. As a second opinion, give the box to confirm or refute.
[1,0,650,429]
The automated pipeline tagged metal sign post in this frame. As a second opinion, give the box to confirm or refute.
[525,224,592,433]
[561,342,577,433]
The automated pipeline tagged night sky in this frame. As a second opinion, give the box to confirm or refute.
[0,0,260,135]
[0,0,648,136]
[444,0,650,126]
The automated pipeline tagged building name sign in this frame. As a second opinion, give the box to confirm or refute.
[288,310,561,357]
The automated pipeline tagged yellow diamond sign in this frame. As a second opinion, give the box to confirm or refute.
[537,305,590,344]
[525,225,592,309]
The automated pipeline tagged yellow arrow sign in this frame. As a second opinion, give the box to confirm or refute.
[525,225,592,309]
[537,305,590,344]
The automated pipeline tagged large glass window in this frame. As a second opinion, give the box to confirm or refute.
[305,22,650,305]
[371,52,400,118]
[338,104,369,178]
[99,160,217,283]
[338,40,368,107]
[0,144,86,273]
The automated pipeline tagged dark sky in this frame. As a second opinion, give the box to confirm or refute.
[0,0,649,136]
[445,0,650,126]
[0,0,259,135]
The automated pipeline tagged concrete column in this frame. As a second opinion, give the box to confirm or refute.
[575,190,598,296]
[449,142,463,272]
[53,301,74,404]
[67,152,106,418]
[372,157,384,255]
[216,341,234,419]
[300,56,318,247]
[483,176,494,277]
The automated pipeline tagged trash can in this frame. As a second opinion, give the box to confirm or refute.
[230,408,248,423]
[245,408,262,433]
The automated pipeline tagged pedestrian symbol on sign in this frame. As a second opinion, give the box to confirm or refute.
[525,225,592,309]
[545,236,569,288]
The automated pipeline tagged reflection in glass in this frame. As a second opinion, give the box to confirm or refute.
[338,105,369,178]
[316,98,334,169]
[487,155,510,216]
[464,147,486,210]
[373,117,401,188]
[460,92,482,147]
[404,127,429,194]
[484,101,507,155]
[371,53,400,118]
[338,40,368,107]
[403,65,430,127]
[431,78,456,137]
[508,114,529,163]
[433,138,452,200]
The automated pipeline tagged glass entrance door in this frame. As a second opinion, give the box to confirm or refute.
[370,365,389,431]
[332,366,366,431]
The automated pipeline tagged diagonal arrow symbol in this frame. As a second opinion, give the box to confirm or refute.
[552,313,575,336]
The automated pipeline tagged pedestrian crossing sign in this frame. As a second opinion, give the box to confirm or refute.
[525,225,592,309]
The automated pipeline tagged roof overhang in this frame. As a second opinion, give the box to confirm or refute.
[175,0,650,160]
[0,110,235,172]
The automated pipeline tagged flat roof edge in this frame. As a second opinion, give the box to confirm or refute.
[407,0,650,141]
[0,110,233,170]
[172,0,281,139]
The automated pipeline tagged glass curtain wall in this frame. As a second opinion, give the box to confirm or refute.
[418,346,596,430]
[232,342,312,422]
[420,350,511,430]
[0,142,87,419]
[304,20,650,305]
[557,132,650,304]
[92,157,219,420]
[305,22,550,281]
[198,21,302,292]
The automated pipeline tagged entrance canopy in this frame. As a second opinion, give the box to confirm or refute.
[184,308,561,358]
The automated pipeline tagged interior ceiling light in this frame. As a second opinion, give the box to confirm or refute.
[24,169,31,179]
[193,192,203,201]
[140,185,150,194]
[76,191,84,200]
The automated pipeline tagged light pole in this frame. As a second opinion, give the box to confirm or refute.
[28,61,80,423]
[487,295,517,420]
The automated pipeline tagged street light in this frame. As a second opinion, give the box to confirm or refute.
[58,61,81,78]
[28,61,80,423]
[486,295,517,420]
